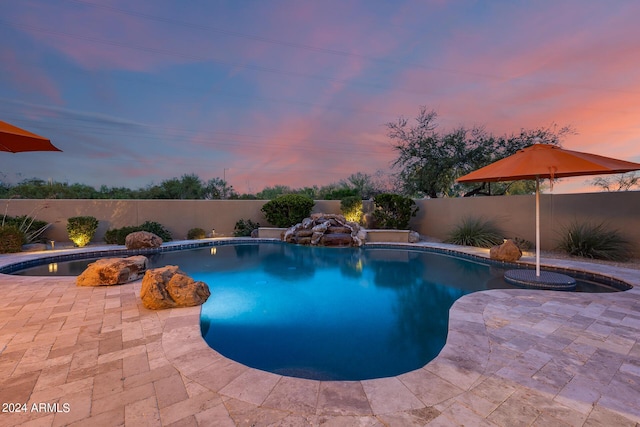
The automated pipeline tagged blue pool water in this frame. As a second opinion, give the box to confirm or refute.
[10,242,624,380]
[198,244,480,380]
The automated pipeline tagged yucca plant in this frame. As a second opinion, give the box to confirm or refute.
[2,197,51,244]
[557,221,633,261]
[445,217,505,248]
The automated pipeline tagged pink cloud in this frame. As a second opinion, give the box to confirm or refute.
[198,104,395,191]
[373,1,640,167]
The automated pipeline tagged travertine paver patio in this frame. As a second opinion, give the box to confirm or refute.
[0,241,639,426]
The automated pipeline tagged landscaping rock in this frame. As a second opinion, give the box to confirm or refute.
[140,265,210,310]
[320,233,354,247]
[283,214,365,247]
[408,231,421,243]
[125,231,163,249]
[490,239,522,262]
[76,256,148,286]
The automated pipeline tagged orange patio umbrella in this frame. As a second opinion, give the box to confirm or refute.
[0,120,62,153]
[457,143,640,286]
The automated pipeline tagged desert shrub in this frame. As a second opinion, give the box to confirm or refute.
[2,215,49,244]
[340,196,363,224]
[66,216,99,247]
[104,221,172,245]
[104,226,141,245]
[371,193,418,230]
[260,194,315,228]
[557,221,633,261]
[187,227,206,240]
[510,237,533,251]
[445,217,504,248]
[234,219,260,237]
[0,226,25,253]
[139,221,172,241]
[322,187,359,200]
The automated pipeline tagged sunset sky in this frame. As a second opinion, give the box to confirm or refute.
[2,0,639,194]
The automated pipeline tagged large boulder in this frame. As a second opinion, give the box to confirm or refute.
[140,265,210,310]
[125,231,163,249]
[76,256,148,286]
[489,239,522,262]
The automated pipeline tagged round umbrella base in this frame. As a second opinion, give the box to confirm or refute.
[504,269,576,291]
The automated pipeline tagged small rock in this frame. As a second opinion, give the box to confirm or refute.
[490,239,522,262]
[408,231,421,243]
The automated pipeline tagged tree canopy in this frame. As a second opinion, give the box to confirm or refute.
[591,172,639,192]
[387,107,574,198]
[0,171,392,200]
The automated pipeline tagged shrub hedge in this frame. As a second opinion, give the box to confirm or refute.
[260,194,315,228]
[104,221,172,245]
[371,193,418,230]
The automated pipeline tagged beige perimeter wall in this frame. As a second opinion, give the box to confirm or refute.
[411,191,640,256]
[2,192,639,255]
[1,199,342,242]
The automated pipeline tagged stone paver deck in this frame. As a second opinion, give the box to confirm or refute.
[0,241,639,426]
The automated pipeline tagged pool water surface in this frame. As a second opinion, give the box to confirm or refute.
[198,244,477,380]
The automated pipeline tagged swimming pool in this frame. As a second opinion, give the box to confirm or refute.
[8,241,627,380]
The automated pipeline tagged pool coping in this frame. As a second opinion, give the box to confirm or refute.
[1,239,639,424]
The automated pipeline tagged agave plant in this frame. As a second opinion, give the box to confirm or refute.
[557,221,633,261]
[445,217,505,248]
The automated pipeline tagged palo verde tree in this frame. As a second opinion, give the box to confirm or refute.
[591,172,639,192]
[387,106,574,197]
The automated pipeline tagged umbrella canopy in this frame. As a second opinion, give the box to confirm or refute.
[457,143,640,281]
[0,120,62,153]
[456,143,640,183]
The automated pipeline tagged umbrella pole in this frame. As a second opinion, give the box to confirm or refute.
[535,177,540,276]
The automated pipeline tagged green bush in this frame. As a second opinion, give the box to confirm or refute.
[371,193,418,229]
[139,221,172,241]
[104,221,172,245]
[67,216,99,247]
[260,194,315,228]
[323,187,359,200]
[445,217,504,248]
[557,221,633,261]
[187,227,206,240]
[104,226,140,245]
[340,196,363,224]
[0,226,25,253]
[2,215,49,243]
[234,219,260,237]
